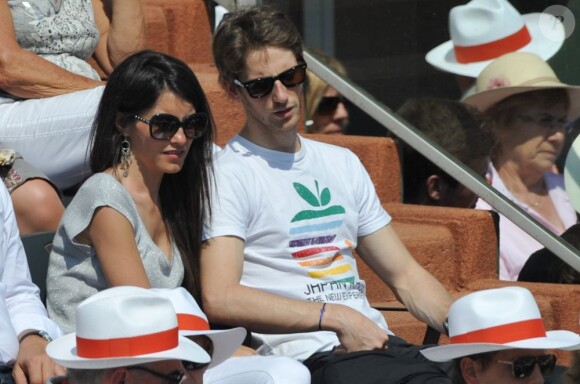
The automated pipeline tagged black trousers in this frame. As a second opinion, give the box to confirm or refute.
[303,335,452,384]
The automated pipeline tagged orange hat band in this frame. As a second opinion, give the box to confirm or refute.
[77,327,178,358]
[177,313,210,331]
[454,26,531,64]
[450,318,546,344]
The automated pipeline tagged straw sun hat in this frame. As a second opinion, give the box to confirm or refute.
[421,287,580,362]
[426,0,565,78]
[152,287,246,369]
[462,51,580,117]
[46,286,211,370]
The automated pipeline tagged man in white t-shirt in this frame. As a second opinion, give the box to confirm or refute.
[202,6,454,383]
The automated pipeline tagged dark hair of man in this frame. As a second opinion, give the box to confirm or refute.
[451,352,495,384]
[397,97,495,205]
[212,5,303,84]
[88,50,215,300]
[518,223,580,284]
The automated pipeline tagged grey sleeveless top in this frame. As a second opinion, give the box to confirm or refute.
[1,0,101,102]
[47,173,185,334]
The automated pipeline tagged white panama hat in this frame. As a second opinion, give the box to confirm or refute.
[46,286,211,369]
[426,0,565,78]
[152,287,246,369]
[421,287,580,362]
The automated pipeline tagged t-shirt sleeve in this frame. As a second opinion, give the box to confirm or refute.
[62,175,139,242]
[349,152,391,237]
[203,167,251,241]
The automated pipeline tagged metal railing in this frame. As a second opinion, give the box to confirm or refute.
[304,49,580,272]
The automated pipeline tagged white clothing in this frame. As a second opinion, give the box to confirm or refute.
[475,163,577,280]
[0,86,104,190]
[0,183,61,364]
[205,356,310,384]
[205,135,392,361]
[1,0,104,190]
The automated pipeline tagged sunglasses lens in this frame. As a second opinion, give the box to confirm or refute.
[182,360,209,372]
[512,356,537,378]
[538,354,557,377]
[511,355,557,378]
[316,97,342,115]
[279,65,307,88]
[243,64,306,98]
[150,114,180,140]
[183,113,208,139]
[247,79,275,98]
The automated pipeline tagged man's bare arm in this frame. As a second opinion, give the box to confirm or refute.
[201,236,389,352]
[357,225,453,334]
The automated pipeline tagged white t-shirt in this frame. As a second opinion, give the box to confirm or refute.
[205,135,392,360]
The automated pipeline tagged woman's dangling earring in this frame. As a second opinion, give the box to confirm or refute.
[120,137,132,178]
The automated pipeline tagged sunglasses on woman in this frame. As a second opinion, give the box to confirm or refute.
[133,112,208,140]
[496,354,557,378]
[233,63,308,98]
[316,96,345,115]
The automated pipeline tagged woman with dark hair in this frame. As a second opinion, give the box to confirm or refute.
[46,50,215,334]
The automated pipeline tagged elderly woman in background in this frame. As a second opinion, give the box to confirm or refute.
[304,48,349,134]
[464,52,579,281]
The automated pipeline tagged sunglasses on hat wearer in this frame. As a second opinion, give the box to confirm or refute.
[181,360,210,372]
[133,113,208,140]
[126,366,188,384]
[496,354,557,379]
[233,63,308,98]
[316,96,346,115]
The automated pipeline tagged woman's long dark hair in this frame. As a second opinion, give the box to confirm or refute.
[89,50,215,300]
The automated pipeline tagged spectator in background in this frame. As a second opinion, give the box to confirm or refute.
[0,0,146,235]
[0,0,145,191]
[46,286,210,384]
[304,48,349,134]
[421,286,580,384]
[425,0,565,96]
[463,52,579,281]
[396,98,495,208]
[0,181,63,384]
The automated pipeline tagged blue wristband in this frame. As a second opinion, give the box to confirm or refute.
[318,303,327,331]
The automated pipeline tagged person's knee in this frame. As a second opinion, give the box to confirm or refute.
[11,179,64,234]
[258,357,310,384]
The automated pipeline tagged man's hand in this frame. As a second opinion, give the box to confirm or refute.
[13,335,66,384]
[324,304,389,353]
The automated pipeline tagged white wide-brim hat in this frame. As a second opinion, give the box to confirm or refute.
[426,0,565,78]
[564,135,580,214]
[462,51,580,117]
[47,286,211,369]
[421,287,580,362]
[152,288,246,369]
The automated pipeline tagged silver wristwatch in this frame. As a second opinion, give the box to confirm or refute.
[19,330,53,343]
